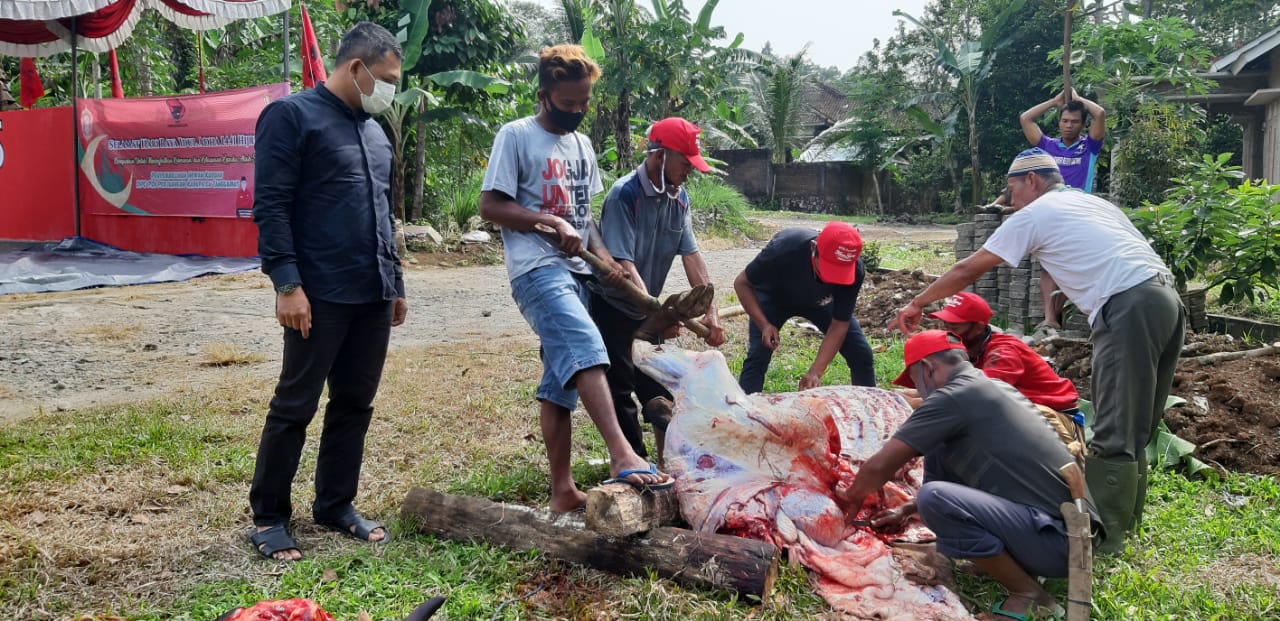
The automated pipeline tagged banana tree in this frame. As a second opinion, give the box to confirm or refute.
[380,70,509,222]
[894,0,1024,207]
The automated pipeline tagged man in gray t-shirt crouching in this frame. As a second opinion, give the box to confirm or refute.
[839,330,1104,620]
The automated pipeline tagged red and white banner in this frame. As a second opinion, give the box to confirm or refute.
[77,82,289,218]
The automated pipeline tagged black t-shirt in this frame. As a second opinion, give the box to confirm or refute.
[743,227,865,320]
[893,366,1098,521]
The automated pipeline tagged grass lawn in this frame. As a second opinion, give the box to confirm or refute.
[2,301,1278,620]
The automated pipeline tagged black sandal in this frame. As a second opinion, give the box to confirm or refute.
[248,524,301,560]
[316,510,390,544]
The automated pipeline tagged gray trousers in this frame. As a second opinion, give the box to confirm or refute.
[1089,275,1186,460]
[916,480,1069,579]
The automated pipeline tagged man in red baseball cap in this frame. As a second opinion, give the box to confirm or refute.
[927,291,1079,416]
[734,221,874,393]
[590,116,725,465]
[647,117,712,186]
[842,329,1103,621]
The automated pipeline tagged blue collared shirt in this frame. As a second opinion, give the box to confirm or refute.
[253,83,404,304]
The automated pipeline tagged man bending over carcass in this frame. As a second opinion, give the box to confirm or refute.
[838,330,1104,621]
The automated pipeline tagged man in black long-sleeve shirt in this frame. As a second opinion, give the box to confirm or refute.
[248,22,407,562]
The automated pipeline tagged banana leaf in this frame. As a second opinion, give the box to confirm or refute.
[1078,397,1217,480]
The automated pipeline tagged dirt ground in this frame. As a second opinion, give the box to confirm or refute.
[5,214,1277,478]
[0,217,954,423]
[1045,334,1280,476]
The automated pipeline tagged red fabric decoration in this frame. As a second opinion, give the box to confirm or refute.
[224,598,338,621]
[298,2,326,89]
[19,57,43,108]
[108,48,124,97]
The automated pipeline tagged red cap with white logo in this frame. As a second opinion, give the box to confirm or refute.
[648,117,712,173]
[927,291,994,324]
[815,221,862,285]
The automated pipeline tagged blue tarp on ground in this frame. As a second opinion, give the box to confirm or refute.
[0,238,260,295]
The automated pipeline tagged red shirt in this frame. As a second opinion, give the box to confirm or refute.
[975,331,1079,411]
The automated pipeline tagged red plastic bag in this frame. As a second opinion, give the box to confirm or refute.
[221,599,337,621]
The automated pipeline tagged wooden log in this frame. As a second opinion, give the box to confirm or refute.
[584,482,680,537]
[401,487,778,598]
[1191,342,1280,366]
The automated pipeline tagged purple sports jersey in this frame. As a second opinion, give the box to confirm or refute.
[1037,134,1104,193]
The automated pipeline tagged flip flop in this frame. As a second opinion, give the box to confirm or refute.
[603,463,675,491]
[247,524,301,561]
[315,510,390,544]
[990,599,1031,621]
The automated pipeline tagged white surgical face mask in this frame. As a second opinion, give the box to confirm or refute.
[355,62,395,115]
[648,148,679,196]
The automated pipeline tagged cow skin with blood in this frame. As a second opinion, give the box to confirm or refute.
[634,342,974,620]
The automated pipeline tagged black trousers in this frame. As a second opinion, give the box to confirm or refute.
[249,297,393,526]
[590,291,673,458]
[738,290,876,394]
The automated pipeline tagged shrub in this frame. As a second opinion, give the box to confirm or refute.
[440,170,484,234]
[1132,153,1280,304]
[684,174,765,239]
[861,240,882,271]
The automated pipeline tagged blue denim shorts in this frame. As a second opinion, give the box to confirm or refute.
[511,266,610,410]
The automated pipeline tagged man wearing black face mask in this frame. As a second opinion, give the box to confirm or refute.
[480,45,674,514]
[249,21,406,562]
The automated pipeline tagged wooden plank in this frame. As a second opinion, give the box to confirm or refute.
[584,482,680,537]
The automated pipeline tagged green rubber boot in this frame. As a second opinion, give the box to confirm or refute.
[1132,456,1150,529]
[1086,456,1140,555]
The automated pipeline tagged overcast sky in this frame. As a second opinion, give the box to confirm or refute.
[526,0,931,71]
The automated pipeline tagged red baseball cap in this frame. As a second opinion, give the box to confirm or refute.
[892,330,967,388]
[648,117,712,173]
[927,291,994,324]
[815,221,862,285]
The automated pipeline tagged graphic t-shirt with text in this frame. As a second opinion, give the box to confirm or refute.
[482,116,603,281]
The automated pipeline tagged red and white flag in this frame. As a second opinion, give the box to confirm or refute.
[19,58,44,108]
[108,49,124,98]
[299,3,327,89]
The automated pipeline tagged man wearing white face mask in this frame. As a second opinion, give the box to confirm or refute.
[249,21,407,562]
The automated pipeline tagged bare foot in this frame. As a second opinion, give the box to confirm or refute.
[549,489,587,513]
[255,525,302,561]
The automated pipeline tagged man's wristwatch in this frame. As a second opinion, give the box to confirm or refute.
[276,282,301,295]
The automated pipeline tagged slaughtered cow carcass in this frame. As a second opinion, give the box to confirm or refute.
[634,342,974,621]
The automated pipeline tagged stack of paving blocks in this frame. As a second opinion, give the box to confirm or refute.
[954,212,1090,337]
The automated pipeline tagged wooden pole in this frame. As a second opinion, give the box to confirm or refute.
[401,487,779,598]
[1062,1,1077,100]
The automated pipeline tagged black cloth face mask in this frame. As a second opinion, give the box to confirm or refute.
[543,95,586,133]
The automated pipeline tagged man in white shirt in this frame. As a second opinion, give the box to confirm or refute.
[889,148,1185,555]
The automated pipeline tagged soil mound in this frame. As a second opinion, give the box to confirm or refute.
[1042,334,1279,476]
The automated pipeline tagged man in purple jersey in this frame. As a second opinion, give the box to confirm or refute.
[1019,88,1107,328]
[1020,88,1106,194]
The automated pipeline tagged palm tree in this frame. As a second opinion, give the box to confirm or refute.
[748,48,813,166]
[894,0,1024,207]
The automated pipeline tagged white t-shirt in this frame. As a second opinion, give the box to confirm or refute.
[983,187,1170,326]
[481,116,604,281]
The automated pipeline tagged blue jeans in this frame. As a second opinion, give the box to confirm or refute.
[738,290,875,393]
[511,266,610,410]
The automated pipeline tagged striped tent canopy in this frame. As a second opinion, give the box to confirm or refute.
[0,0,290,57]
